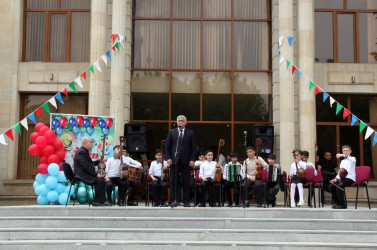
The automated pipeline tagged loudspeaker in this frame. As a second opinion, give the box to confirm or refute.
[124,122,148,153]
[253,125,274,156]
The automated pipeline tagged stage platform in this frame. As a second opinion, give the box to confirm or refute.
[0,204,376,249]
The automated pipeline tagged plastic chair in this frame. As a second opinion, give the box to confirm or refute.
[350,166,371,209]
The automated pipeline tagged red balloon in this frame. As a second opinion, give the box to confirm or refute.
[38,126,49,136]
[90,117,98,127]
[60,117,68,128]
[40,156,48,164]
[44,130,56,143]
[35,136,47,148]
[37,163,48,174]
[76,116,84,127]
[56,149,67,161]
[47,154,60,164]
[35,123,46,132]
[42,145,54,157]
[106,118,113,128]
[28,144,39,156]
[30,132,40,143]
[53,140,64,151]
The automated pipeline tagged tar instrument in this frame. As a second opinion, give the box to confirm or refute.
[226,164,242,182]
[160,140,170,181]
[339,168,348,179]
[214,139,225,182]
[292,150,306,179]
[119,136,129,179]
[97,134,108,178]
[268,164,278,182]
[256,139,263,180]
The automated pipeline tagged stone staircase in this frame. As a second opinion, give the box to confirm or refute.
[0,206,376,249]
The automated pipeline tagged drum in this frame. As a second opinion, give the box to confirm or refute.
[268,164,278,182]
[128,167,143,183]
[226,164,242,182]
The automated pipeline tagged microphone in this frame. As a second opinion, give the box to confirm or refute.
[244,131,247,135]
[178,125,182,129]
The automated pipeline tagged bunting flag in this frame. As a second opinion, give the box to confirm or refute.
[279,36,284,46]
[93,60,102,72]
[0,134,7,145]
[111,46,116,52]
[112,34,118,44]
[330,97,336,107]
[314,86,321,96]
[373,133,377,146]
[351,115,359,126]
[114,42,120,51]
[20,118,28,131]
[101,55,108,65]
[81,72,87,80]
[365,126,374,140]
[14,123,21,136]
[89,65,94,74]
[304,76,310,85]
[42,103,50,114]
[287,60,291,69]
[360,121,367,132]
[309,81,315,90]
[48,97,57,109]
[5,129,13,141]
[106,50,112,60]
[335,103,343,115]
[343,109,350,120]
[27,113,37,124]
[279,56,285,64]
[118,35,126,49]
[287,36,294,46]
[74,77,83,89]
[69,82,77,94]
[35,107,42,118]
[297,70,303,78]
[292,65,297,74]
[61,88,68,98]
[323,92,329,102]
[55,93,64,104]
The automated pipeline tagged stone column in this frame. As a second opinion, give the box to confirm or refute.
[88,0,107,116]
[110,0,128,144]
[298,0,316,163]
[279,0,295,172]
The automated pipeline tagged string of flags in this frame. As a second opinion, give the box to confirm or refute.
[278,35,377,147]
[0,34,126,145]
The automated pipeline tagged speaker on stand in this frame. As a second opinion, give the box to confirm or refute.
[124,122,148,154]
[253,125,274,157]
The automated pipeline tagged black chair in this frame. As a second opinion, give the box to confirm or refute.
[62,162,94,207]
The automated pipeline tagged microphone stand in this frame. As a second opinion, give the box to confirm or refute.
[171,125,182,208]
[243,131,248,208]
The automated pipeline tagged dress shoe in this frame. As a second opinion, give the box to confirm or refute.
[198,202,206,207]
[92,202,106,207]
[244,200,250,207]
[152,202,160,207]
[117,200,125,206]
[227,203,233,207]
[170,201,178,208]
[209,202,216,207]
[183,202,191,207]
[334,205,347,209]
[127,202,138,206]
[105,202,113,206]
[160,203,168,207]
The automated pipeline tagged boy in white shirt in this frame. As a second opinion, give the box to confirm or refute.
[149,149,169,207]
[290,150,307,207]
[223,152,243,207]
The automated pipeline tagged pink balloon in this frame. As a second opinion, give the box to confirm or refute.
[106,118,113,128]
[53,140,64,151]
[47,154,60,164]
[30,132,40,143]
[56,149,67,161]
[37,163,48,174]
[60,117,68,128]
[42,145,54,157]
[44,130,56,143]
[28,144,39,156]
[35,123,45,132]
[40,156,48,164]
[39,126,49,136]
[35,136,47,148]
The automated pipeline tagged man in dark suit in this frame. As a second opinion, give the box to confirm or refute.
[165,115,196,207]
[74,136,107,206]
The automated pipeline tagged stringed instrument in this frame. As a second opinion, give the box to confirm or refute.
[119,136,130,179]
[97,134,108,178]
[337,145,348,179]
[214,139,225,182]
[292,150,306,179]
[160,140,170,181]
[255,139,263,180]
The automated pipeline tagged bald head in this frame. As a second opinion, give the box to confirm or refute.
[82,137,94,151]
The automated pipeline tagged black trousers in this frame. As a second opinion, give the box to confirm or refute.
[224,181,240,204]
[329,178,354,206]
[243,179,264,204]
[93,178,106,204]
[266,182,279,202]
[151,177,168,203]
[128,180,139,202]
[170,159,191,203]
[200,178,220,203]
[105,177,130,203]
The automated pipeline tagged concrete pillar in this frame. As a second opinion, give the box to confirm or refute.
[88,0,107,116]
[298,0,316,163]
[279,0,295,173]
[110,0,128,144]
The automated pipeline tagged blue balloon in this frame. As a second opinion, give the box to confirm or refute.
[47,190,59,202]
[54,183,66,194]
[45,176,58,189]
[98,120,106,129]
[59,193,69,205]
[33,181,39,189]
[37,195,49,205]
[56,126,64,136]
[72,125,81,135]
[57,171,67,182]
[48,163,60,176]
[102,126,110,135]
[83,119,90,128]
[34,185,41,195]
[38,184,49,196]
[64,185,75,197]
[69,118,77,128]
[86,125,94,135]
[35,174,47,185]
[77,187,87,199]
[52,119,60,129]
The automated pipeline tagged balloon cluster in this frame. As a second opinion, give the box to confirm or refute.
[52,116,113,136]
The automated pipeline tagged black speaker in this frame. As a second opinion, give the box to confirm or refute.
[124,122,148,153]
[253,125,274,156]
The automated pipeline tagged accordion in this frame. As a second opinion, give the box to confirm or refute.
[226,164,242,182]
[268,164,278,182]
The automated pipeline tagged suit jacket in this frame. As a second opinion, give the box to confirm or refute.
[73,146,100,185]
[165,128,196,165]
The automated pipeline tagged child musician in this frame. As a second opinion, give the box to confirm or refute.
[192,152,205,206]
[290,149,307,207]
[266,154,281,207]
[149,149,169,207]
[329,144,356,209]
[223,152,243,207]
[198,150,221,207]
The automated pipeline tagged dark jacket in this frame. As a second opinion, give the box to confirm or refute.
[165,128,196,165]
[73,146,100,185]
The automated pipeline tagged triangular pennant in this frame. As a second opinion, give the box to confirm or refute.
[93,60,102,72]
[114,42,120,51]
[35,107,42,118]
[304,76,309,85]
[360,121,367,133]
[48,97,57,109]
[314,86,321,96]
[106,50,112,60]
[309,81,315,90]
[81,72,87,80]
[287,60,291,69]
[287,36,294,46]
[61,88,68,98]
[5,129,13,141]
[27,113,37,124]
[101,55,108,65]
[55,93,64,104]
[0,134,7,145]
[335,103,343,115]
[14,123,21,136]
[112,34,118,44]
[330,97,336,107]
[364,127,374,140]
[343,109,350,120]
[69,82,77,94]
[20,118,28,131]
[297,70,303,78]
[279,56,285,64]
[118,35,126,49]
[279,36,284,46]
[351,115,359,126]
[74,77,83,89]
[373,133,377,146]
[89,65,94,74]
[292,65,297,74]
[323,92,329,102]
[42,103,50,114]
[111,46,116,52]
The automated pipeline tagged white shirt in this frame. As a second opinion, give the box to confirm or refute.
[122,155,141,168]
[149,160,168,177]
[199,160,217,179]
[223,161,244,180]
[105,157,121,178]
[194,160,204,169]
[290,160,307,176]
[336,156,356,182]
[177,127,185,137]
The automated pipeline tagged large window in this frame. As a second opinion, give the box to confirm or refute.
[315,0,377,63]
[23,0,91,62]
[132,0,272,159]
